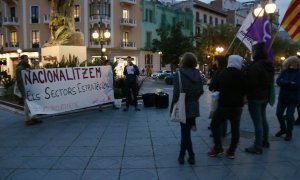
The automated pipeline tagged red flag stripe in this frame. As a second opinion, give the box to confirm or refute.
[281,0,299,24]
[290,27,300,41]
[283,12,300,33]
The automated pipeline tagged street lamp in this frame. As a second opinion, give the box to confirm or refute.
[253,0,276,17]
[216,47,224,54]
[158,51,162,70]
[92,20,111,62]
[280,56,285,61]
[17,48,22,57]
[296,52,300,56]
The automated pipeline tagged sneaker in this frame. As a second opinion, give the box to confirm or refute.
[178,155,184,165]
[275,130,286,137]
[284,133,292,141]
[191,125,197,132]
[245,146,263,154]
[262,141,270,148]
[294,120,300,126]
[226,150,235,159]
[188,156,195,165]
[207,148,224,157]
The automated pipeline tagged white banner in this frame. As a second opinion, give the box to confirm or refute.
[236,12,256,51]
[22,66,114,115]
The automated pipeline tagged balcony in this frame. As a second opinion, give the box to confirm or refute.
[2,17,19,26]
[5,42,19,49]
[120,18,136,27]
[44,15,49,24]
[90,15,110,24]
[120,0,136,5]
[121,41,136,50]
[89,41,110,48]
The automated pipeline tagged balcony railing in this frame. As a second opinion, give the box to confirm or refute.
[90,15,110,24]
[90,41,110,48]
[2,17,19,26]
[5,42,19,48]
[120,18,136,27]
[121,41,136,49]
[120,0,136,5]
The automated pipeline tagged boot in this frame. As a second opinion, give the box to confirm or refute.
[284,132,292,141]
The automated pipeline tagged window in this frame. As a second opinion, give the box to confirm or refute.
[122,9,129,19]
[215,17,218,26]
[146,32,152,48]
[145,9,148,21]
[221,19,224,24]
[196,12,200,22]
[10,31,17,45]
[0,34,4,47]
[209,16,213,25]
[10,7,16,17]
[203,14,207,23]
[149,10,153,22]
[32,30,40,48]
[31,6,39,23]
[74,5,80,22]
[76,29,80,32]
[123,32,129,43]
[145,54,153,69]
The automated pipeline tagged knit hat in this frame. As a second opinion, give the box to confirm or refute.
[227,55,243,70]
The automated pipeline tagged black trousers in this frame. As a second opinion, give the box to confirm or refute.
[179,117,195,157]
[211,107,242,151]
[124,82,138,107]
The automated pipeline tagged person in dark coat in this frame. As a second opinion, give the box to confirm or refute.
[245,42,275,154]
[208,55,245,159]
[171,52,204,165]
[275,56,300,141]
[208,55,228,137]
[16,55,42,125]
[123,56,140,111]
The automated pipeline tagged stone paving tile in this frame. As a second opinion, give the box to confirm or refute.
[19,156,58,169]
[120,168,157,180]
[43,170,83,180]
[94,145,124,157]
[157,167,199,180]
[34,146,68,157]
[0,169,14,180]
[121,157,155,169]
[193,166,237,180]
[5,169,49,180]
[264,162,299,179]
[62,146,95,157]
[228,164,276,180]
[81,169,119,180]
[87,156,122,169]
[52,157,90,170]
[123,145,153,157]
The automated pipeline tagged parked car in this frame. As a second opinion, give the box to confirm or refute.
[151,70,164,79]
[164,71,207,85]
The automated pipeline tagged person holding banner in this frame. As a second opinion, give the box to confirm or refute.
[123,56,140,111]
[16,55,42,125]
[245,43,274,154]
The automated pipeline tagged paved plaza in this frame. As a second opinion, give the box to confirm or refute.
[0,85,300,180]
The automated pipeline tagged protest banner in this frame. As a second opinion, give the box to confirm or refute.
[22,66,114,115]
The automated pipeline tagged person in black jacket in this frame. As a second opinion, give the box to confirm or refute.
[275,56,300,141]
[245,43,275,154]
[123,56,140,111]
[207,55,245,159]
[171,52,204,165]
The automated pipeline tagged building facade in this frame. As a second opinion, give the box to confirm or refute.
[0,0,142,77]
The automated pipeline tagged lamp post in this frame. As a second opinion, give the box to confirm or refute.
[253,0,276,17]
[92,20,111,62]
[216,46,224,55]
[158,51,162,70]
[17,48,22,58]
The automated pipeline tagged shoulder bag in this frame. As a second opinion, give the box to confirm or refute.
[171,71,186,123]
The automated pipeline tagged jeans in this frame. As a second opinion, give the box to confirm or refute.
[211,107,242,151]
[179,118,195,157]
[248,100,269,149]
[276,100,296,133]
[124,83,138,107]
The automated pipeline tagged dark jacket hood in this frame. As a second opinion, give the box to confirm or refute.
[180,68,202,83]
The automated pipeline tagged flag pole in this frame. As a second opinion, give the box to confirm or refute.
[225,36,237,54]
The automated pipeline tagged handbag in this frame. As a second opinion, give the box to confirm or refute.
[171,71,186,123]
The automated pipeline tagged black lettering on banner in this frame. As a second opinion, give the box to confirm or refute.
[45,87,51,99]
[38,71,45,83]
[24,71,32,85]
[82,68,88,79]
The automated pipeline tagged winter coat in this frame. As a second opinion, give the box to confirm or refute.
[214,67,245,107]
[246,60,274,101]
[276,68,300,104]
[171,68,204,118]
[16,61,30,97]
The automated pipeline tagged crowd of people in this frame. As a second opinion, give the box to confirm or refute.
[170,42,300,165]
[15,43,300,165]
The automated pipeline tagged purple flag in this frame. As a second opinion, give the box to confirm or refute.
[246,12,274,63]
